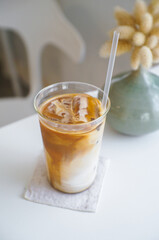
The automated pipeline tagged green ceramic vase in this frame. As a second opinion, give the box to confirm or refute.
[107,67,159,135]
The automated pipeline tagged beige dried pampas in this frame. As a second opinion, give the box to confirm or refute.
[100,40,132,57]
[134,0,147,23]
[146,35,158,48]
[131,47,141,69]
[152,46,159,62]
[140,46,153,68]
[99,0,159,70]
[114,6,135,26]
[132,32,146,46]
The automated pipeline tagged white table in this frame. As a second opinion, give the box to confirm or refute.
[0,114,159,240]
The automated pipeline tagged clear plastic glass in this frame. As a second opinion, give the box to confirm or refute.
[34,82,110,193]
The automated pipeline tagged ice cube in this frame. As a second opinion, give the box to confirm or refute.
[73,96,88,123]
[47,101,56,112]
[75,108,88,123]
[61,112,72,123]
[49,99,72,123]
[61,98,72,109]
[73,96,88,114]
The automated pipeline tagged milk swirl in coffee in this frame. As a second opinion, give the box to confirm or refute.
[39,93,105,193]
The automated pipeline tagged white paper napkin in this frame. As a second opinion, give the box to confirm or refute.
[24,154,110,212]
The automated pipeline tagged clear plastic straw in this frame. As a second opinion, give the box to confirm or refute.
[102,31,120,109]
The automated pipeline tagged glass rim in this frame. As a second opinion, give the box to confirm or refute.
[34,81,111,127]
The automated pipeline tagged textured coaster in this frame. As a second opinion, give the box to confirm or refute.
[24,154,110,212]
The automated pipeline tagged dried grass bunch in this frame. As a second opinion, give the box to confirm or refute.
[100,0,159,69]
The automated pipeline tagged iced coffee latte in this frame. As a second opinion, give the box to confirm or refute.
[34,82,110,193]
